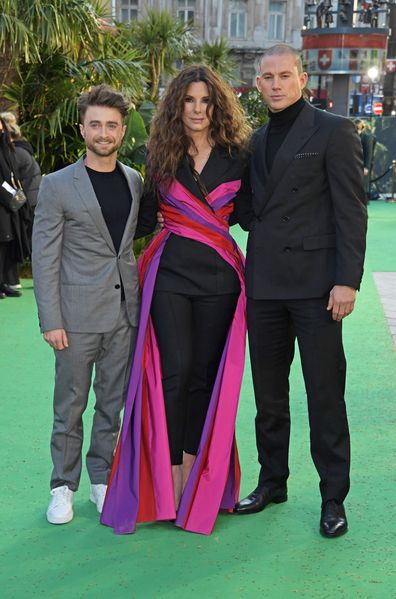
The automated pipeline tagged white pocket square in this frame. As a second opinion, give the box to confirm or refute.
[294,152,320,159]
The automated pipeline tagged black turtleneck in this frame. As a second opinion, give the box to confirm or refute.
[266,96,306,172]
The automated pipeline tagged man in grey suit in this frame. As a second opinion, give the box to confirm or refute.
[32,85,143,524]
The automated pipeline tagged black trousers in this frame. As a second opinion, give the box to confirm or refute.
[0,241,18,284]
[151,291,239,465]
[247,297,350,503]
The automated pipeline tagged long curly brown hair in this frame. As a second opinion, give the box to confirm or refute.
[145,65,252,193]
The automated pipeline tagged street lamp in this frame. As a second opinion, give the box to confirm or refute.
[367,66,379,115]
[368,66,379,81]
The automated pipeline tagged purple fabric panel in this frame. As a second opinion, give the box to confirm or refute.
[210,190,240,211]
[164,189,225,236]
[102,177,246,535]
[101,232,170,532]
[221,439,237,509]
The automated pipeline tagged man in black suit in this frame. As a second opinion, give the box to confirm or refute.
[234,45,367,537]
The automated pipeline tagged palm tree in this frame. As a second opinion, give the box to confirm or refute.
[239,89,269,129]
[122,9,195,103]
[0,0,147,171]
[198,38,238,83]
[3,48,146,172]
[0,0,103,86]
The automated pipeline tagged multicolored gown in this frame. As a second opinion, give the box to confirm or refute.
[101,170,247,536]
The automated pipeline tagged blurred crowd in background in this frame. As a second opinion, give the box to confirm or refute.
[0,112,41,299]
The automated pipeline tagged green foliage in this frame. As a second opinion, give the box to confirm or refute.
[119,106,152,173]
[120,9,195,102]
[137,100,156,129]
[4,47,146,173]
[0,0,104,67]
[372,142,388,180]
[133,234,154,259]
[3,54,83,172]
[239,88,269,129]
[123,101,157,256]
[0,0,147,172]
[197,38,237,83]
[0,10,37,65]
[0,2,250,177]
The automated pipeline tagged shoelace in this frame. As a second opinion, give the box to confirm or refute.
[50,487,72,508]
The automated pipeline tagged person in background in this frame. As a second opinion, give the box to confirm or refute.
[0,116,31,299]
[1,111,42,290]
[353,119,377,203]
[0,112,42,211]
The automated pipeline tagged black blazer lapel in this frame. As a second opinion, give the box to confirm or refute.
[177,156,206,202]
[262,103,319,209]
[253,126,270,180]
[176,145,237,203]
[251,125,270,215]
[203,145,238,191]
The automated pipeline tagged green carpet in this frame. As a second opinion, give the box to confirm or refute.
[1,202,395,598]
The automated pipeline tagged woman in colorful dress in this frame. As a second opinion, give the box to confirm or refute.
[101,65,252,535]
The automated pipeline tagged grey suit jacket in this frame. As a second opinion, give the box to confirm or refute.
[32,156,142,333]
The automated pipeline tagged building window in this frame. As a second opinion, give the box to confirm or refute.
[119,0,138,22]
[268,1,286,40]
[178,0,195,24]
[229,0,247,39]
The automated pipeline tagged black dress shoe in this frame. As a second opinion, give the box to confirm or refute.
[234,485,287,515]
[0,284,21,297]
[320,500,348,538]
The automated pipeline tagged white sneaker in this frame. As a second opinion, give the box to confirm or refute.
[46,485,74,524]
[90,484,107,513]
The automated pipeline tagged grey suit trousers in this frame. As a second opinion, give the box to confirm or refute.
[50,303,137,491]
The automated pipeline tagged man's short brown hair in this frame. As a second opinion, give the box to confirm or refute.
[78,85,130,122]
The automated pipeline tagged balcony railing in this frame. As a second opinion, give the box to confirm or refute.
[302,1,390,31]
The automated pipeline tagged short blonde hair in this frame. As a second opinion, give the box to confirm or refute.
[0,111,21,139]
[259,44,303,74]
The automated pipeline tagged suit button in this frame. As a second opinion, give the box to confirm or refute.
[291,188,298,193]
[281,216,290,222]
[283,247,292,253]
[115,284,121,289]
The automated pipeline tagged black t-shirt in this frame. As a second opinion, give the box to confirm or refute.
[85,165,131,253]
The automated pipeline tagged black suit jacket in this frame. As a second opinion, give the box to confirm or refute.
[241,102,367,300]
[136,145,250,295]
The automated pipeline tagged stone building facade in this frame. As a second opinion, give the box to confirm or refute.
[101,0,304,85]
